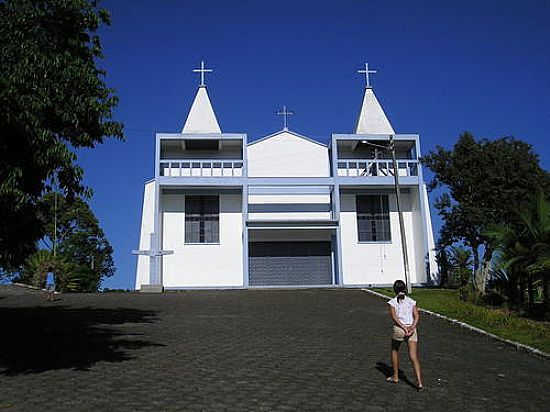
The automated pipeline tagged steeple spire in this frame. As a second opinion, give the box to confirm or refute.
[182,61,221,133]
[354,63,394,134]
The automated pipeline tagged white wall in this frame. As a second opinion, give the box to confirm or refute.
[161,193,243,288]
[247,131,330,177]
[135,181,155,290]
[422,183,438,282]
[410,188,426,284]
[248,194,332,221]
[339,192,426,286]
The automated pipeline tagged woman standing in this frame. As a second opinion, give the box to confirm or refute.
[386,280,424,390]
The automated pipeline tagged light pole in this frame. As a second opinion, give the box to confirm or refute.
[388,136,412,294]
[361,137,412,293]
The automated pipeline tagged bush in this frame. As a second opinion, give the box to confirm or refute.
[482,290,507,307]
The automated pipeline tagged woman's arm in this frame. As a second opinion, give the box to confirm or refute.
[410,305,420,329]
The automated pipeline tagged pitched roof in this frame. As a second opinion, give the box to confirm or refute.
[182,86,222,133]
[248,129,327,147]
[354,87,395,134]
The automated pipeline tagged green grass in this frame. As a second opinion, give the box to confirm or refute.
[373,288,550,354]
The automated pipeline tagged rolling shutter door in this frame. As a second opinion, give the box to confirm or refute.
[249,242,332,286]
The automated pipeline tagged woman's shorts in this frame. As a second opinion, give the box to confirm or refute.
[46,285,55,293]
[392,325,418,342]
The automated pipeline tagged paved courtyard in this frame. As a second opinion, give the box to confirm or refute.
[0,285,549,411]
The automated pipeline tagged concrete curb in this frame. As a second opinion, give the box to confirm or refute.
[12,282,42,291]
[362,288,550,360]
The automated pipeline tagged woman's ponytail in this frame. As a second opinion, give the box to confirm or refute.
[393,280,407,303]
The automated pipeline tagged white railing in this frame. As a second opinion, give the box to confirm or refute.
[160,159,244,177]
[337,159,419,177]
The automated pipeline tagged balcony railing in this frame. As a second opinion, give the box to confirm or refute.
[337,159,418,177]
[160,159,244,177]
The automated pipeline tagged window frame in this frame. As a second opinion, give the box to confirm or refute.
[356,194,392,243]
[184,195,220,245]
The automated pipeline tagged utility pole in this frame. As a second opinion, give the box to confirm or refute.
[53,173,58,259]
[389,135,412,293]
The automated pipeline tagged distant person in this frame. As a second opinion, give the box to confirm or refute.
[45,268,56,301]
[386,279,423,391]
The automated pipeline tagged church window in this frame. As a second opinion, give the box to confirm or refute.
[185,196,219,244]
[356,195,391,242]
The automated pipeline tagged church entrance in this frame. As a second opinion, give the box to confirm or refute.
[248,241,333,286]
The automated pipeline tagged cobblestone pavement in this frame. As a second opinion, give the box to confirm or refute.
[0,285,549,411]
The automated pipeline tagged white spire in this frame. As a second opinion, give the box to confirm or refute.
[354,87,395,134]
[182,86,222,133]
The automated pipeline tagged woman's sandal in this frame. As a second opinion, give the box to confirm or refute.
[386,376,398,383]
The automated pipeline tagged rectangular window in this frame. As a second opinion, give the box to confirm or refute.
[185,196,219,244]
[356,195,391,242]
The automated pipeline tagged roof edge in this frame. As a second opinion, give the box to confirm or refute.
[247,128,328,147]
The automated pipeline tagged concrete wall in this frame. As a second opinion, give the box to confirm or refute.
[421,183,438,282]
[161,193,243,288]
[247,131,330,177]
[135,181,155,290]
[248,194,332,221]
[339,191,426,286]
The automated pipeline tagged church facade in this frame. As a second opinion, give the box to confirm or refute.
[134,64,437,291]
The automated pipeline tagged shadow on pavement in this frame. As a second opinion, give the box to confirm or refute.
[375,361,417,389]
[0,306,163,375]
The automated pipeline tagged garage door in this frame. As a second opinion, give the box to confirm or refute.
[249,242,332,286]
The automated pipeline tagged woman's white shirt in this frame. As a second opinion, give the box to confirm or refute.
[387,296,416,326]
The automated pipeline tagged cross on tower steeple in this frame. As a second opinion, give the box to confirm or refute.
[193,60,213,87]
[276,105,294,130]
[357,62,377,88]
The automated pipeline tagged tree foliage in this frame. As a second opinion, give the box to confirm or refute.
[486,192,550,314]
[0,0,123,269]
[448,246,474,288]
[18,192,115,292]
[423,132,550,294]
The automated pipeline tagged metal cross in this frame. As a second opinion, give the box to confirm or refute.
[193,60,213,87]
[276,105,294,130]
[357,62,377,88]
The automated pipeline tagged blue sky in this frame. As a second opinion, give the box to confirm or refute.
[78,0,550,289]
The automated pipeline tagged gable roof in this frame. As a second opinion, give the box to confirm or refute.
[354,87,395,134]
[248,129,328,147]
[182,86,222,133]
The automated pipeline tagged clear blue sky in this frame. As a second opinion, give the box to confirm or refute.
[78,0,550,289]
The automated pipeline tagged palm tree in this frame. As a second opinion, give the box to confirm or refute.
[486,192,550,312]
[447,245,474,288]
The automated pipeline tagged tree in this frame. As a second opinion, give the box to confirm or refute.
[486,192,550,313]
[18,192,115,292]
[447,245,474,288]
[0,0,123,269]
[423,132,550,294]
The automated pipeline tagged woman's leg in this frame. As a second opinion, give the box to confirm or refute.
[407,340,423,388]
[390,340,401,381]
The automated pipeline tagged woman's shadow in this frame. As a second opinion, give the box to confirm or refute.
[375,362,417,389]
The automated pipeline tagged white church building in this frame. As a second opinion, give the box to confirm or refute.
[134,63,437,291]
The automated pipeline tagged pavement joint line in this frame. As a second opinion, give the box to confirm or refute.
[362,288,550,360]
